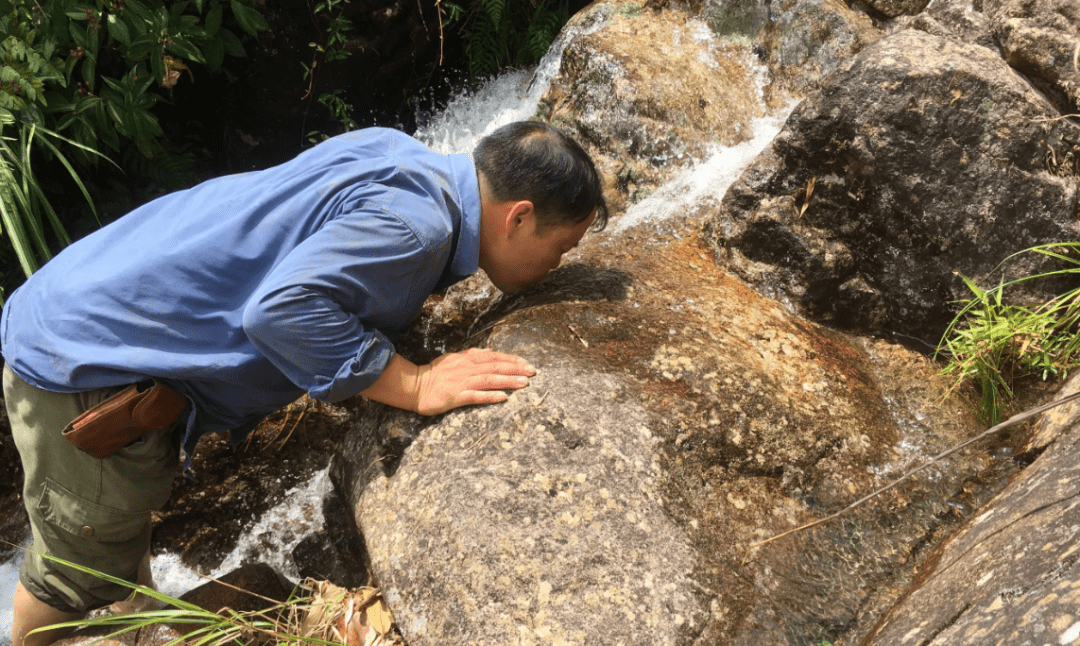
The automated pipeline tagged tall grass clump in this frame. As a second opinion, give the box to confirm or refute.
[937,243,1080,425]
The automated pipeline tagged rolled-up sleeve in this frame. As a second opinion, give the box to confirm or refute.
[241,203,436,402]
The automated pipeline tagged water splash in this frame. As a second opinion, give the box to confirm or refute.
[414,18,603,154]
[153,468,334,597]
[613,106,794,233]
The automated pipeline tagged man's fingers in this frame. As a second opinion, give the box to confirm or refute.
[416,349,537,416]
[465,373,530,392]
[463,348,535,372]
[457,390,510,407]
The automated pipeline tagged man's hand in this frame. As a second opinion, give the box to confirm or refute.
[359,349,535,416]
[414,348,535,415]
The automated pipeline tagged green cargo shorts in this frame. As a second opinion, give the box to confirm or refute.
[3,366,181,613]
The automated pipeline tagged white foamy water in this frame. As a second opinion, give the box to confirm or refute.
[613,108,792,233]
[0,556,20,641]
[154,467,334,598]
[414,18,601,154]
[0,470,331,645]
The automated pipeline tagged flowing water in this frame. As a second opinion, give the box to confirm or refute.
[0,17,788,640]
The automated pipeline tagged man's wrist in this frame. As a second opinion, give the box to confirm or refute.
[412,363,424,414]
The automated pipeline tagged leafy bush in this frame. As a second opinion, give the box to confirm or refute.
[937,244,1080,425]
[452,0,567,78]
[0,0,267,297]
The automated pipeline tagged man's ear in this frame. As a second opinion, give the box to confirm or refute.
[504,200,535,237]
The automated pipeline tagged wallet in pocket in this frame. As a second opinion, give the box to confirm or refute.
[62,380,187,459]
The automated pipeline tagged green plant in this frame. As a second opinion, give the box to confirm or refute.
[937,243,1080,425]
[4,0,267,159]
[0,0,266,297]
[302,0,357,141]
[455,0,567,78]
[0,107,111,301]
[28,552,402,645]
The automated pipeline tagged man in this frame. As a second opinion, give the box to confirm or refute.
[2,120,608,645]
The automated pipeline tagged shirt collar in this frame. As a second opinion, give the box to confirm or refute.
[447,152,481,279]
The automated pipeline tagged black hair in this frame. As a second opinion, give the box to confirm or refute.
[474,121,609,231]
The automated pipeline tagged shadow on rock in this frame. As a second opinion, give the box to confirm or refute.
[469,263,632,340]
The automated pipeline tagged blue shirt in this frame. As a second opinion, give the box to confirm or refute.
[0,128,482,457]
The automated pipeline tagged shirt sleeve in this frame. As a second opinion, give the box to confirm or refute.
[241,203,438,403]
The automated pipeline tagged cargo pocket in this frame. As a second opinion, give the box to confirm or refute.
[30,477,152,608]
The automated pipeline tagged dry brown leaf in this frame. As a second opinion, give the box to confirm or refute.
[798,176,816,218]
[369,598,394,634]
[298,579,400,646]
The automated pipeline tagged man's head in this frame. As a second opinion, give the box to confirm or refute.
[474,121,608,293]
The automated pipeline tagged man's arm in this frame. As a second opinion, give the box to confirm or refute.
[360,348,536,415]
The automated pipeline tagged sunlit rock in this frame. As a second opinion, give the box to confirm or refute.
[993,0,1080,115]
[758,0,882,93]
[897,0,1080,115]
[537,0,767,212]
[705,29,1080,346]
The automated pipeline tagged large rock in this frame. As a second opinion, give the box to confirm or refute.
[538,1,767,212]
[704,29,1080,346]
[757,0,882,93]
[853,372,1080,646]
[333,209,1011,645]
[993,0,1080,115]
[897,0,1080,115]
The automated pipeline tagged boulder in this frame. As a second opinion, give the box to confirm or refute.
[992,0,1080,115]
[757,0,882,93]
[863,0,931,19]
[892,0,997,49]
[898,0,1080,115]
[538,1,768,212]
[333,212,1009,645]
[704,29,1080,347]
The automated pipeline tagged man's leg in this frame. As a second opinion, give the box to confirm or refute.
[4,366,181,643]
[11,581,84,646]
[110,549,159,614]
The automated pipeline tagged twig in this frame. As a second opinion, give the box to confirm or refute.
[749,389,1080,549]
[567,324,589,347]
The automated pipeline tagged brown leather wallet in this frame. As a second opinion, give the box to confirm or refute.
[62,380,187,459]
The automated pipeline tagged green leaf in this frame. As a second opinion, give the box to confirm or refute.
[69,21,87,48]
[127,32,159,58]
[230,0,267,36]
[124,0,156,23]
[0,0,13,15]
[80,56,96,87]
[205,3,222,35]
[202,36,223,69]
[217,27,245,57]
[167,37,203,62]
[108,14,132,47]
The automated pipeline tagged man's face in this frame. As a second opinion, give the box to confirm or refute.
[481,211,594,294]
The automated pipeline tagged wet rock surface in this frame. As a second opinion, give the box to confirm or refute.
[855,372,1080,646]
